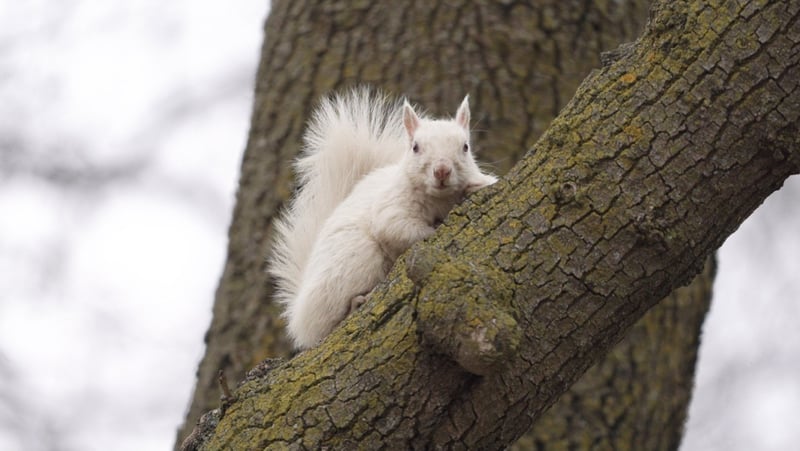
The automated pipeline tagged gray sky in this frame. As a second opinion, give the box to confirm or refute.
[0,2,797,450]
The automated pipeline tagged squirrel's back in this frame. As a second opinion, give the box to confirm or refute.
[269,89,406,307]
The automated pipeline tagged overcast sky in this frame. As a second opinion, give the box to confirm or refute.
[0,2,798,450]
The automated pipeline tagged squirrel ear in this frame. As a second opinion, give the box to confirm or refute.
[455,95,470,131]
[403,100,420,137]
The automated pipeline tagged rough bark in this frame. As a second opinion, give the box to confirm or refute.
[180,0,800,449]
[513,257,714,450]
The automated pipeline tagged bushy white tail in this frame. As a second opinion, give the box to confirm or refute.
[269,89,407,307]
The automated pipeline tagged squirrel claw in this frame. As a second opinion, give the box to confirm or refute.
[349,294,368,314]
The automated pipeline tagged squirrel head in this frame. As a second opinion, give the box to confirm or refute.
[401,96,492,198]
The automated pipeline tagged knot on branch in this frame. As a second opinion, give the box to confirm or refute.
[407,249,520,376]
[553,181,578,205]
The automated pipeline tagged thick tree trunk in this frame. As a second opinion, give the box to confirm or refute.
[179,0,799,448]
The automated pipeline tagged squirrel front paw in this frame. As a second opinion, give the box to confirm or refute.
[349,294,368,314]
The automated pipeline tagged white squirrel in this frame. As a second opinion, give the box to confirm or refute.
[269,89,497,349]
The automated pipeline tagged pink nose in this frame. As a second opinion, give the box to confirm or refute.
[434,164,452,181]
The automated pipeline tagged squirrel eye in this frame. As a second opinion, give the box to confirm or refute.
[463,143,469,153]
[412,142,419,153]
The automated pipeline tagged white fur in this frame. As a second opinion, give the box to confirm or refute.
[269,89,404,309]
[269,89,497,349]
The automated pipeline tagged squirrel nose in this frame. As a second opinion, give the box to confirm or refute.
[434,164,452,182]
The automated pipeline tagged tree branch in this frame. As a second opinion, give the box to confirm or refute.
[195,0,800,448]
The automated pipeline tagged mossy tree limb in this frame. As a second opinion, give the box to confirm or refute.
[189,0,800,449]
